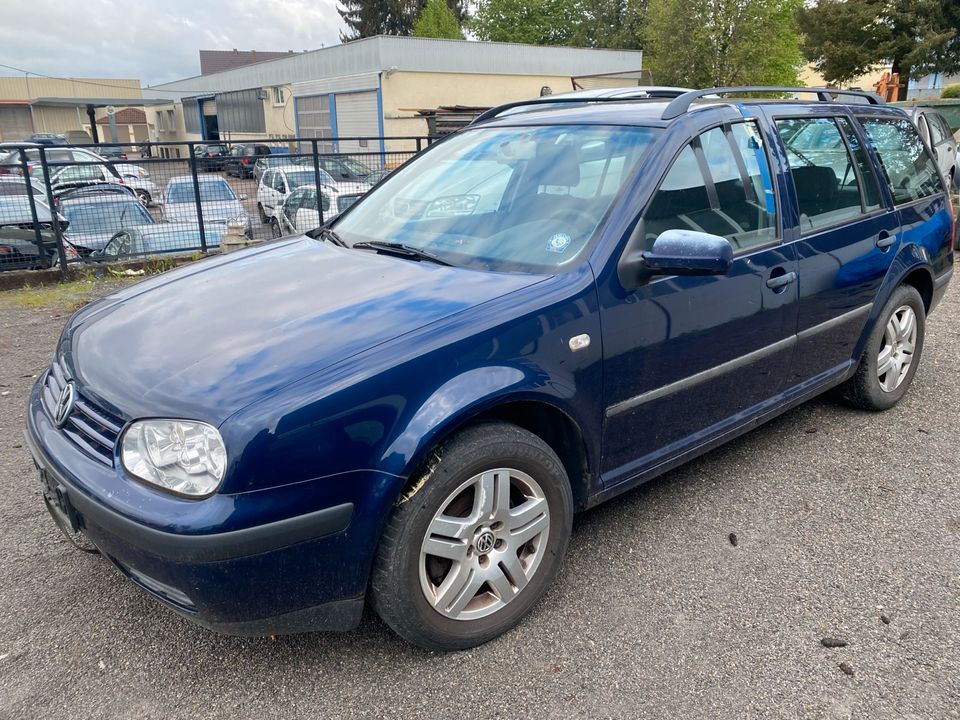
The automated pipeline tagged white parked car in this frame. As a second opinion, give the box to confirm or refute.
[271,183,366,238]
[161,175,251,237]
[114,163,160,206]
[900,106,957,185]
[256,165,366,222]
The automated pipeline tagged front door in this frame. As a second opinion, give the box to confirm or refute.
[600,120,799,485]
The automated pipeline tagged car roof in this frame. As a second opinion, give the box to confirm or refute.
[59,192,140,207]
[475,87,892,129]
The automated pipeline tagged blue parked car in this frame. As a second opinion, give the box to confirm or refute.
[25,87,954,650]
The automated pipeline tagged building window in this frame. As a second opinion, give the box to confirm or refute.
[272,86,286,106]
[156,111,165,131]
[166,110,176,131]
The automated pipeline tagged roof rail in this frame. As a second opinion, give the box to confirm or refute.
[472,88,690,125]
[661,86,885,120]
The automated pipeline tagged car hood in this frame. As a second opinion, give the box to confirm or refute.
[63,236,543,423]
[164,200,245,223]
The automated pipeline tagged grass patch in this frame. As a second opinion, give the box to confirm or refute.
[2,275,137,312]
[0,260,185,312]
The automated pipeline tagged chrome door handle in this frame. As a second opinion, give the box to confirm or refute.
[876,232,895,249]
[766,271,796,289]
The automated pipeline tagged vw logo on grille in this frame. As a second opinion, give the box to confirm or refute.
[475,530,495,555]
[53,382,76,428]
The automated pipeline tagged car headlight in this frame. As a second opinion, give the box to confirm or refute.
[121,419,227,497]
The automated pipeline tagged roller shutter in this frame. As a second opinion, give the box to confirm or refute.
[0,106,33,141]
[334,92,379,153]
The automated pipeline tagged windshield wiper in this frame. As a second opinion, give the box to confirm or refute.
[317,226,347,247]
[351,240,453,266]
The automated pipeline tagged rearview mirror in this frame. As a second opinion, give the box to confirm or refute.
[642,229,733,276]
[617,228,733,289]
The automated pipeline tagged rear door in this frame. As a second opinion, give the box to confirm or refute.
[600,118,798,483]
[771,113,899,385]
[263,170,282,215]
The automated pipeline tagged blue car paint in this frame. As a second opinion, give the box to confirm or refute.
[26,97,955,634]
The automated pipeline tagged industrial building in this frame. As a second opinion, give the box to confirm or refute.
[146,36,644,155]
[0,76,151,142]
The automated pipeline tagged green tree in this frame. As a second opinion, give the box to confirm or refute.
[798,0,960,100]
[413,0,463,38]
[571,0,647,50]
[470,0,580,45]
[644,0,802,87]
[339,0,410,40]
[339,0,468,40]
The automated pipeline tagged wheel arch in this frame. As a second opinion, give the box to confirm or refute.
[392,392,595,513]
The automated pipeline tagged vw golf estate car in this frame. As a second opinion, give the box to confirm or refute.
[26,87,954,650]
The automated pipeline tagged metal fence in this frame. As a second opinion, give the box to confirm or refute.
[0,137,434,278]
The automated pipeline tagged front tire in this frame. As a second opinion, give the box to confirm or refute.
[135,190,151,206]
[258,203,269,224]
[371,423,573,650]
[840,284,925,411]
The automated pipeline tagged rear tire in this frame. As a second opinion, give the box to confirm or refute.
[840,284,925,411]
[135,189,151,206]
[370,423,573,651]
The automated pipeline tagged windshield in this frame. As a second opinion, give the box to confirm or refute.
[285,169,331,188]
[167,181,237,203]
[334,124,660,272]
[61,199,152,233]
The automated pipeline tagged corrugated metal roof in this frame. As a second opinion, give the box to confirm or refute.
[199,49,300,75]
[148,36,643,100]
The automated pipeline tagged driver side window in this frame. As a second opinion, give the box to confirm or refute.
[643,122,778,251]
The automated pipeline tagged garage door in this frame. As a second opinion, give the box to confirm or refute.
[295,94,333,151]
[0,106,33,141]
[334,92,379,153]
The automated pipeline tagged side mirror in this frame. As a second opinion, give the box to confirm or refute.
[618,228,733,288]
[642,230,733,276]
[238,193,248,201]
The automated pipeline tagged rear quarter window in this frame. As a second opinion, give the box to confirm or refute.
[860,117,944,205]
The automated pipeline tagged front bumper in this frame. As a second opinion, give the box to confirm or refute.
[25,379,374,635]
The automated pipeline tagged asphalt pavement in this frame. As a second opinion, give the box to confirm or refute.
[0,278,957,720]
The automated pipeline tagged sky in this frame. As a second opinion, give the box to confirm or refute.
[0,0,345,87]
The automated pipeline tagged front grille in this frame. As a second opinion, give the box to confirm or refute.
[41,360,124,466]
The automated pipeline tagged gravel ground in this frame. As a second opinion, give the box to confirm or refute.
[0,277,958,720]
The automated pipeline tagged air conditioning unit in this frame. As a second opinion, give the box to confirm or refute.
[256,89,269,101]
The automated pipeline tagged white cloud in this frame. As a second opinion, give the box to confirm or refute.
[0,0,344,86]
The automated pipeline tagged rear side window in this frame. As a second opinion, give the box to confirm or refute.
[776,117,875,232]
[643,121,777,251]
[860,117,943,205]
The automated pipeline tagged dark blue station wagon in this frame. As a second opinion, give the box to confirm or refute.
[26,88,954,650]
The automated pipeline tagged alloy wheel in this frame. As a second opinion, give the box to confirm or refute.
[419,467,550,621]
[877,304,917,392]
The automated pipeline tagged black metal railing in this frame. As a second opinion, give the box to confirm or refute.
[0,136,435,278]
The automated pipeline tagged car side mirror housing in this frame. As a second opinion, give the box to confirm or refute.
[618,228,733,289]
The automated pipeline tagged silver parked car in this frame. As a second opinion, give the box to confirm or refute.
[161,175,251,237]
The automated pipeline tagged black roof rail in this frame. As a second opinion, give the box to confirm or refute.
[472,89,691,125]
[661,86,885,120]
